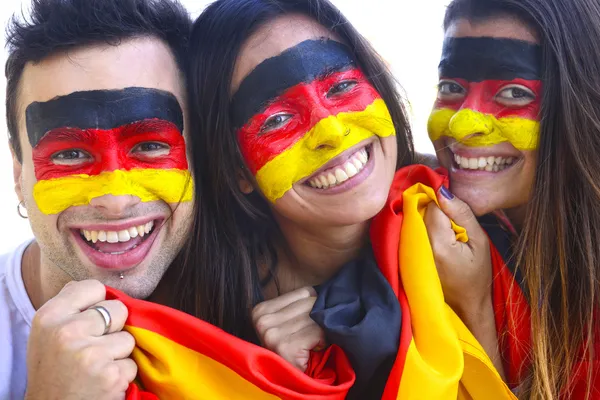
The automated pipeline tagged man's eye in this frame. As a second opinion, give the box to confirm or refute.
[438,80,466,100]
[496,85,536,107]
[327,80,358,97]
[131,142,170,156]
[51,149,91,165]
[260,113,293,134]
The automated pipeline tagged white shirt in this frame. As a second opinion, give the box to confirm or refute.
[0,240,35,400]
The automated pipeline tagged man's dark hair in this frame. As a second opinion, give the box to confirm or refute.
[5,0,192,162]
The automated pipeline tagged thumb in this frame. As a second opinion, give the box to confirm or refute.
[437,186,482,236]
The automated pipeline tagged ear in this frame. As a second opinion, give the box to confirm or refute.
[10,143,23,202]
[237,168,254,194]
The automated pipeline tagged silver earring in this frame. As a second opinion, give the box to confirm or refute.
[119,272,124,280]
[17,201,28,219]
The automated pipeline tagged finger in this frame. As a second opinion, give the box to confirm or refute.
[94,331,136,360]
[115,358,138,384]
[424,202,457,249]
[77,300,129,336]
[257,296,317,333]
[437,186,484,237]
[286,324,326,371]
[252,286,316,321]
[274,308,319,339]
[43,280,106,317]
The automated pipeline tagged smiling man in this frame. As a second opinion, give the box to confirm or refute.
[0,0,193,398]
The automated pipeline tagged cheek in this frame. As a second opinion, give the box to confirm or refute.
[428,109,455,141]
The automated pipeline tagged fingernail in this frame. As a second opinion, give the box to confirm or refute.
[440,186,454,200]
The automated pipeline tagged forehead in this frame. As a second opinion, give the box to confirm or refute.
[446,16,539,44]
[18,37,185,137]
[231,13,341,93]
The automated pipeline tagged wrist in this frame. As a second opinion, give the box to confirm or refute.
[453,293,495,332]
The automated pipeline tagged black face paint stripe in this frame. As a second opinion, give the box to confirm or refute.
[25,87,184,147]
[439,37,542,82]
[231,39,355,129]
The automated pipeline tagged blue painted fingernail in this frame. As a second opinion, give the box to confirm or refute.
[440,186,454,200]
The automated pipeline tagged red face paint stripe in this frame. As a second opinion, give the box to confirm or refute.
[237,68,381,174]
[32,120,188,181]
[434,78,541,120]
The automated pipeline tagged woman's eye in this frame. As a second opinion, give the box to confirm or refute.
[437,80,466,100]
[51,149,91,165]
[131,142,170,157]
[496,85,536,107]
[260,113,293,134]
[327,80,358,97]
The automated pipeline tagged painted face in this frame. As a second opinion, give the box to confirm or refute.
[27,87,192,215]
[428,37,542,151]
[428,20,542,218]
[233,39,395,203]
[14,37,193,298]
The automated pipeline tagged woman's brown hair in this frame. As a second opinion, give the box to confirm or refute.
[170,0,414,340]
[445,0,600,398]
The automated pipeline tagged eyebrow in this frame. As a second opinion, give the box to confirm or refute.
[25,87,184,148]
[230,39,356,129]
[439,37,542,82]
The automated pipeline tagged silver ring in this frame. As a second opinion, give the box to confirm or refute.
[91,306,112,335]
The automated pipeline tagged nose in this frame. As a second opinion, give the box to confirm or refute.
[304,115,347,150]
[448,108,494,139]
[88,194,141,218]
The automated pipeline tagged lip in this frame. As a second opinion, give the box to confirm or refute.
[69,215,161,231]
[444,137,521,158]
[302,141,376,195]
[444,147,522,179]
[302,138,376,183]
[72,219,163,271]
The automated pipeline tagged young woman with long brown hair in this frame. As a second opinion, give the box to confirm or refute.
[429,0,600,398]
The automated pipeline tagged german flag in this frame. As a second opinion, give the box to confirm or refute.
[370,165,527,399]
[233,39,395,202]
[26,87,193,215]
[105,288,355,399]
[428,37,542,150]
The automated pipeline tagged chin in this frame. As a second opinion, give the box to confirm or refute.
[450,184,503,217]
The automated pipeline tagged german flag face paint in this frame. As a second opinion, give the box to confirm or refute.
[233,39,395,203]
[26,87,192,215]
[428,37,542,150]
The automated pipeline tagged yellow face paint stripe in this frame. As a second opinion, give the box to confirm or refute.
[427,108,540,150]
[126,325,280,399]
[33,168,193,215]
[256,98,395,202]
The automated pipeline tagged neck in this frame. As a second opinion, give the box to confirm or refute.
[22,241,74,310]
[265,214,369,298]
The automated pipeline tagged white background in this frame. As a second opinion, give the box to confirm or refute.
[0,0,450,252]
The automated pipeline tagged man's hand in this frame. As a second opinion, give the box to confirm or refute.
[25,280,137,400]
[252,287,325,372]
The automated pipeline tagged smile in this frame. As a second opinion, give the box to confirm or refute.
[307,145,370,189]
[451,151,520,173]
[71,218,162,269]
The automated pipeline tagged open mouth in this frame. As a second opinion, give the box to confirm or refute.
[78,220,157,255]
[452,151,520,173]
[306,145,371,190]
[72,218,163,270]
[77,220,158,255]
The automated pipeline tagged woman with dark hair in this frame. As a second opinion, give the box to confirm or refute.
[176,0,520,398]
[182,0,411,347]
[428,0,600,398]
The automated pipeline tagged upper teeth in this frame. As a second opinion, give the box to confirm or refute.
[308,147,369,189]
[81,221,154,244]
[454,154,515,172]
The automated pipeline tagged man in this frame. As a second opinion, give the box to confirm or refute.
[0,0,193,398]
